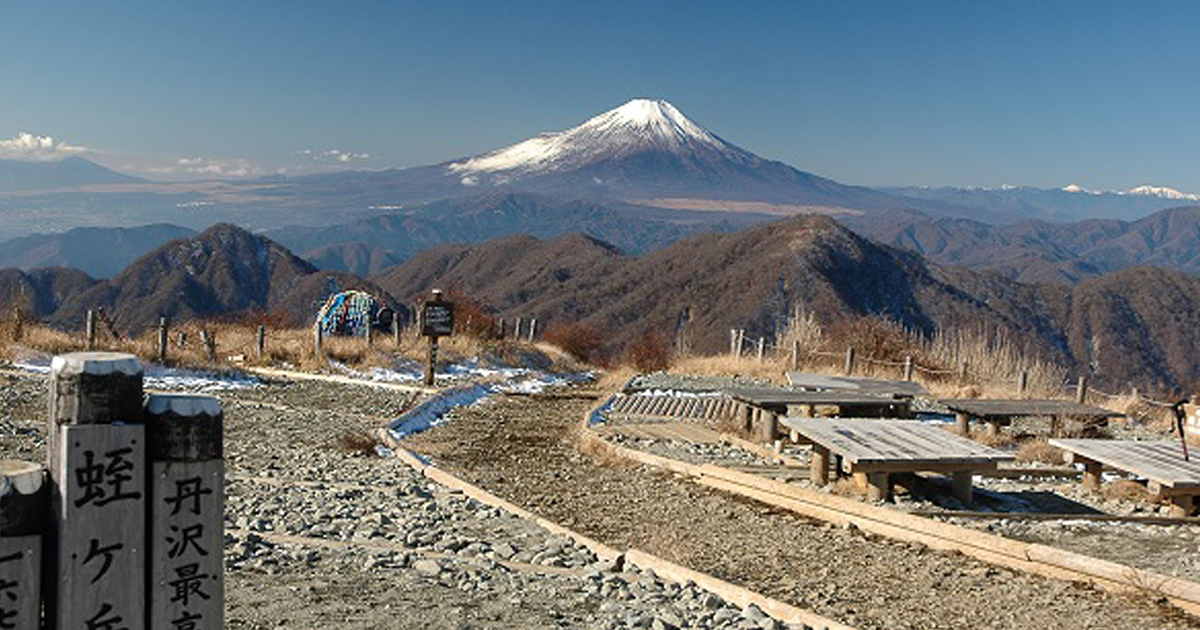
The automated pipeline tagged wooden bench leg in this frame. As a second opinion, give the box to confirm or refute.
[1081,459,1102,492]
[1169,495,1194,518]
[867,472,890,503]
[985,421,1000,438]
[810,445,830,486]
[759,411,778,444]
[852,470,868,491]
[955,412,970,436]
[951,470,974,506]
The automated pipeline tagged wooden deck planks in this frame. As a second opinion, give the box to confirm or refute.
[785,371,929,398]
[1050,439,1200,489]
[941,399,1122,421]
[783,418,1013,468]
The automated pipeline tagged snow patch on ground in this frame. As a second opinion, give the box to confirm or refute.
[387,385,494,439]
[13,355,259,393]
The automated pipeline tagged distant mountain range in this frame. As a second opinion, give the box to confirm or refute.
[0,156,143,192]
[6,219,1200,390]
[843,205,1200,284]
[880,183,1200,222]
[0,224,196,278]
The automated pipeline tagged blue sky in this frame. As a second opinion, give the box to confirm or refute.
[2,1,1199,189]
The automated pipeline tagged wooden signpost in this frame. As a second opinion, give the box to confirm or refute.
[0,460,47,630]
[49,352,147,630]
[420,289,454,386]
[146,394,224,630]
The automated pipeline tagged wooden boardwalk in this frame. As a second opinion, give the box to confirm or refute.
[605,394,734,423]
[785,371,929,398]
[1050,438,1200,516]
[940,398,1123,436]
[783,417,1013,504]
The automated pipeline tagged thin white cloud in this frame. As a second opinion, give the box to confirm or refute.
[0,132,91,161]
[143,156,262,178]
[298,148,371,164]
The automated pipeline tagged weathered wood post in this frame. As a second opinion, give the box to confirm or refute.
[758,410,778,444]
[48,352,146,630]
[0,460,47,630]
[364,319,373,347]
[729,329,737,356]
[497,318,506,340]
[313,324,323,360]
[177,331,187,349]
[790,340,800,371]
[737,329,746,358]
[959,360,969,385]
[145,394,224,630]
[809,445,830,486]
[1076,376,1088,404]
[157,318,169,364]
[85,310,97,350]
[1018,370,1028,398]
[528,319,537,343]
[955,412,970,436]
[903,356,914,381]
[513,317,523,342]
[200,330,216,362]
[756,338,765,362]
[843,347,855,375]
[421,290,454,387]
[392,318,401,348]
[255,325,266,361]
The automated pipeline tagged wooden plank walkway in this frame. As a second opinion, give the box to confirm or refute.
[785,371,929,398]
[1050,438,1200,517]
[783,417,1013,504]
[606,394,733,423]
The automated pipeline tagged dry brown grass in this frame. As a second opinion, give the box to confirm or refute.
[1015,439,1065,465]
[967,428,1017,449]
[670,354,788,384]
[1102,479,1154,503]
[336,429,381,456]
[830,477,866,498]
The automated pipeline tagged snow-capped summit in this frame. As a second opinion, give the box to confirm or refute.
[448,98,754,177]
[1123,185,1200,201]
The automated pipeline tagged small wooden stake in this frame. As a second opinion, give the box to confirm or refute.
[528,319,537,343]
[790,340,800,371]
[313,325,323,360]
[1076,376,1088,404]
[256,325,266,361]
[810,445,830,486]
[903,356,914,381]
[844,347,855,375]
[85,310,97,350]
[157,317,169,364]
[1018,370,1028,398]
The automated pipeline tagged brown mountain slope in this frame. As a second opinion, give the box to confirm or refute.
[0,267,100,318]
[375,216,1200,390]
[50,224,399,333]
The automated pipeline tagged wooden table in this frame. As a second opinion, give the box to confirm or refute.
[1050,439,1200,517]
[723,387,911,442]
[782,417,1014,505]
[940,398,1123,437]
[785,371,929,398]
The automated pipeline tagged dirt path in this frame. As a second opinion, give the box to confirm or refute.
[405,390,1199,630]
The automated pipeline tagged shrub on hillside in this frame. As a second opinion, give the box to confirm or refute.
[624,331,671,372]
[543,322,606,363]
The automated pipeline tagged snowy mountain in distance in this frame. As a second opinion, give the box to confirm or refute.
[448,99,754,179]
[882,181,1200,222]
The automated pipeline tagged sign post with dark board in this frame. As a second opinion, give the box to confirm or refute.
[421,290,454,386]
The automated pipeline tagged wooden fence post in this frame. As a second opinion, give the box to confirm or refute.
[85,310,97,351]
[48,352,146,630]
[313,325,323,360]
[903,356,914,381]
[513,317,522,341]
[365,320,373,347]
[392,318,401,348]
[1018,370,1028,398]
[0,460,47,630]
[736,329,745,358]
[959,361,968,384]
[157,318,169,364]
[729,329,737,356]
[498,318,506,340]
[145,394,224,630]
[528,319,537,343]
[844,347,855,375]
[200,330,215,362]
[177,331,187,349]
[756,338,765,362]
[790,341,800,371]
[256,325,266,361]
[1076,376,1088,404]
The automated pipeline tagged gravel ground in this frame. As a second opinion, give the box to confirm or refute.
[595,412,1200,586]
[405,391,1200,630]
[1,371,807,630]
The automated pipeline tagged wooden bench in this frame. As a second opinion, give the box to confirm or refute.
[940,398,1123,437]
[1050,438,1200,517]
[724,387,911,443]
[782,417,1014,505]
[785,371,929,398]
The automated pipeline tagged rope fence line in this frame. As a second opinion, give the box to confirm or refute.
[726,327,1185,411]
